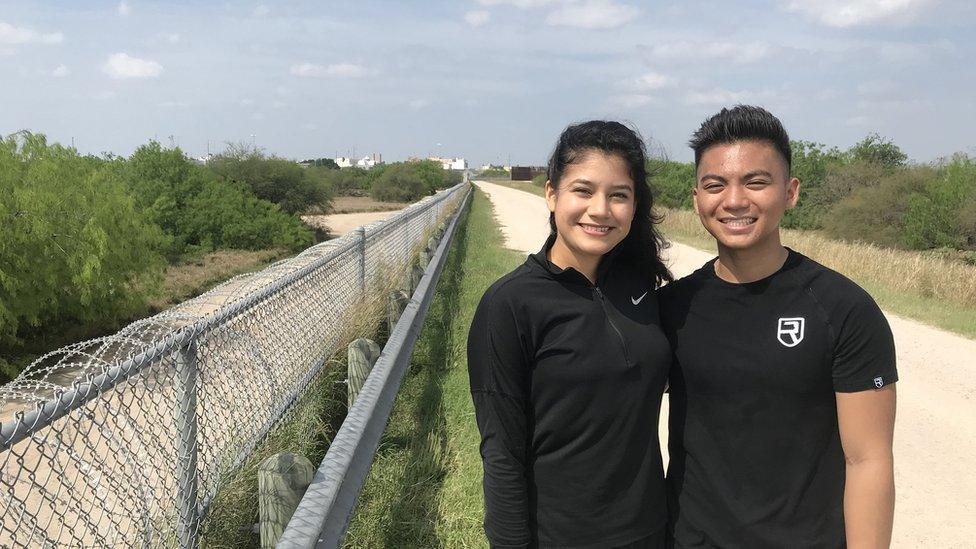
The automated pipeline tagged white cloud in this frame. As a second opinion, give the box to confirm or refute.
[239,98,255,106]
[545,0,640,29]
[683,88,760,106]
[160,100,189,108]
[787,0,932,27]
[608,93,657,109]
[465,10,492,27]
[51,64,69,77]
[161,33,180,44]
[845,115,871,126]
[620,71,676,91]
[641,41,770,64]
[409,98,430,110]
[477,0,560,7]
[102,52,163,79]
[252,5,270,17]
[0,21,64,45]
[118,1,131,16]
[290,62,372,78]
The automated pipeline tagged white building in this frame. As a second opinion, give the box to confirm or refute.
[336,152,382,169]
[429,156,468,170]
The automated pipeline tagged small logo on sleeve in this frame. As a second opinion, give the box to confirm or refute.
[874,376,885,388]
[631,291,648,305]
[776,317,805,347]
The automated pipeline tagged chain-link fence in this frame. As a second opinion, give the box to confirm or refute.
[0,183,468,548]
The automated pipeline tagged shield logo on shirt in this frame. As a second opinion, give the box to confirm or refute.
[776,317,805,347]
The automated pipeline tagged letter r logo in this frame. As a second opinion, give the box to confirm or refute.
[777,317,805,347]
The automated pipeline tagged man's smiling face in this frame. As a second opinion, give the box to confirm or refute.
[693,140,799,254]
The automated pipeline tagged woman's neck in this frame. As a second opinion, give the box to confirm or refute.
[548,237,599,283]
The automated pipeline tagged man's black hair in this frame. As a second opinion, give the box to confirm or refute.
[689,105,791,170]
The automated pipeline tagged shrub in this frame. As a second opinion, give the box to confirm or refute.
[370,163,428,202]
[209,144,332,214]
[646,159,694,210]
[0,132,165,357]
[125,142,313,257]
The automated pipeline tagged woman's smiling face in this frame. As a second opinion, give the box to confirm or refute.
[545,149,635,275]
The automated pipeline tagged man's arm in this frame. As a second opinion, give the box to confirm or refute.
[836,384,896,549]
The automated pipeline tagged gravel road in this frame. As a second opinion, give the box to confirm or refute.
[474,180,975,548]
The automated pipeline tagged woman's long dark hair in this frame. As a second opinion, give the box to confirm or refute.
[546,120,673,287]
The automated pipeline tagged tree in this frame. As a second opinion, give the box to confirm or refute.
[208,144,332,214]
[848,133,908,169]
[370,163,427,202]
[0,132,165,377]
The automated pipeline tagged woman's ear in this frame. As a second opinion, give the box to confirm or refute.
[544,180,557,213]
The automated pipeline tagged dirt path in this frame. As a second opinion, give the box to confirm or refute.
[302,211,400,237]
[474,180,976,548]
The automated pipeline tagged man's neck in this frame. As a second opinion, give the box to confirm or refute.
[714,240,789,284]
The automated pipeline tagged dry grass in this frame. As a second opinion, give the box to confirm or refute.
[659,208,976,337]
[329,196,411,214]
[150,249,290,311]
[661,208,976,307]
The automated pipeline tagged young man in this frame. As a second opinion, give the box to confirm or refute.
[660,105,897,548]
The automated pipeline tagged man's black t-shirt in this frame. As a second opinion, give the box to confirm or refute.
[658,249,897,548]
[467,235,671,548]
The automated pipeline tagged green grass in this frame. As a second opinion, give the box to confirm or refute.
[345,189,524,548]
[200,356,348,548]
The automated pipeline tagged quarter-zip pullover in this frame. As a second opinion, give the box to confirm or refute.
[467,234,671,548]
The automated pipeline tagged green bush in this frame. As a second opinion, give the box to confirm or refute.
[478,167,509,178]
[370,163,428,202]
[124,142,313,257]
[0,132,165,367]
[646,159,694,209]
[209,145,332,214]
[783,141,847,229]
[323,168,370,196]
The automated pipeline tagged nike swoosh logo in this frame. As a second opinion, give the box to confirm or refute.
[631,291,648,305]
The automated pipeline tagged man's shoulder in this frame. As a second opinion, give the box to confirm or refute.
[658,260,714,302]
[787,251,878,311]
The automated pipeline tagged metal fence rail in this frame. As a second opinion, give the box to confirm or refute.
[0,183,468,548]
[278,185,471,549]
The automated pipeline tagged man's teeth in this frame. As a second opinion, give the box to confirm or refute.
[722,218,756,227]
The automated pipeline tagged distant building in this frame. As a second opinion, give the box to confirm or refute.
[480,163,509,172]
[335,153,383,169]
[510,166,546,181]
[428,156,468,170]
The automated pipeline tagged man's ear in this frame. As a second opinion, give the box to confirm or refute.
[544,180,557,213]
[692,184,700,216]
[786,177,800,209]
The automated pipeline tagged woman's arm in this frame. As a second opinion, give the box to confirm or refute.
[468,292,532,548]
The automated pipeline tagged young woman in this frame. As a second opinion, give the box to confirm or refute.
[467,120,673,548]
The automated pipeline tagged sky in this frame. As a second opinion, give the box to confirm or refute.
[1,0,974,166]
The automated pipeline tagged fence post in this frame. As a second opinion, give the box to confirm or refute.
[357,227,366,297]
[347,338,381,408]
[386,290,409,335]
[175,337,200,549]
[258,453,314,549]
